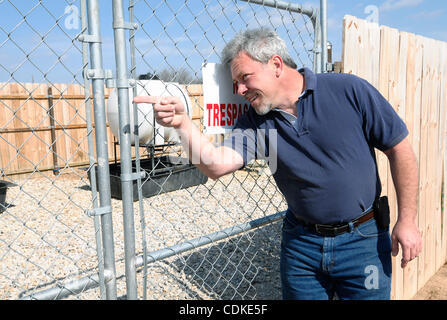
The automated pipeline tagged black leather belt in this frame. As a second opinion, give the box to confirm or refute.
[296,209,375,237]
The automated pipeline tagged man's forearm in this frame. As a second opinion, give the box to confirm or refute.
[385,138,422,267]
[385,138,419,222]
[176,115,243,179]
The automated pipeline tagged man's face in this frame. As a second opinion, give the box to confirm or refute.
[230,52,278,115]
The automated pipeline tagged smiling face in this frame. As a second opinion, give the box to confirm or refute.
[230,52,280,116]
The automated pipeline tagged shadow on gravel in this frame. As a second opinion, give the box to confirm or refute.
[165,220,283,300]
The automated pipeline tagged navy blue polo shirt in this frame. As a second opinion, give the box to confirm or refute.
[222,68,408,224]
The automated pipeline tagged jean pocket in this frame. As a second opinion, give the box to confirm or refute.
[355,218,389,238]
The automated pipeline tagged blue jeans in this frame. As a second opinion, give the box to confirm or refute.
[280,211,392,300]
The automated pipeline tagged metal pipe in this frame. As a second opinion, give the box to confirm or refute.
[327,41,332,64]
[238,0,321,73]
[18,211,286,300]
[111,0,138,300]
[86,0,117,300]
[320,0,328,72]
[19,271,114,300]
[313,8,322,73]
[135,211,286,266]
[128,0,149,300]
[81,0,106,300]
[239,0,316,19]
[46,87,59,174]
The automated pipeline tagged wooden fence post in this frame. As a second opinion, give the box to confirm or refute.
[47,86,59,175]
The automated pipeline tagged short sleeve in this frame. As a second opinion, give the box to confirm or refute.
[355,78,409,151]
[221,109,258,166]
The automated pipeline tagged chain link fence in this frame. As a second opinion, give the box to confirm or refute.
[0,0,321,300]
[0,0,108,299]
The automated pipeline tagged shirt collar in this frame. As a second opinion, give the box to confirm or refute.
[298,67,317,93]
[270,67,316,115]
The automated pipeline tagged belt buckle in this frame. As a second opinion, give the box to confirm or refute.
[314,224,337,237]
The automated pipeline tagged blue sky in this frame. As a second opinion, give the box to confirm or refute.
[325,0,447,61]
[0,0,446,84]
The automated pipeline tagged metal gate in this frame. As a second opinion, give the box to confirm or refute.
[0,0,327,300]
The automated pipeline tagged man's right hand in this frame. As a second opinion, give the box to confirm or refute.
[134,95,244,180]
[133,95,187,129]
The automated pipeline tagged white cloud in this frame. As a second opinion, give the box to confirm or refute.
[410,9,444,20]
[379,0,424,12]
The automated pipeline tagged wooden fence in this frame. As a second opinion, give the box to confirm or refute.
[342,15,447,299]
[0,83,96,177]
[0,83,204,178]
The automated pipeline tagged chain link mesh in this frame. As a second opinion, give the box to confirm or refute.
[127,0,314,300]
[0,0,105,299]
[0,0,316,299]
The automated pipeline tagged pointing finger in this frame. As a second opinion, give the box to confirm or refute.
[159,96,180,104]
[133,96,161,104]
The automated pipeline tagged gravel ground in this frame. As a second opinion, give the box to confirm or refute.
[0,164,286,300]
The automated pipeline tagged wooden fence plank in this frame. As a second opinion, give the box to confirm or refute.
[356,18,368,80]
[395,31,412,299]
[53,84,69,166]
[442,42,447,266]
[0,83,18,174]
[418,35,432,290]
[434,40,445,272]
[427,37,439,284]
[37,83,53,171]
[376,25,390,204]
[72,83,89,165]
[341,15,359,75]
[65,83,84,165]
[402,31,423,299]
[383,24,404,300]
[11,83,34,174]
[367,20,381,88]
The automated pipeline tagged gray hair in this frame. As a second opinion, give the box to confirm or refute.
[221,27,297,69]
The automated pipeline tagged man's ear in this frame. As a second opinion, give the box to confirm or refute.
[270,55,284,77]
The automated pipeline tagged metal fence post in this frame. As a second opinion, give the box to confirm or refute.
[128,0,149,300]
[80,0,106,300]
[313,9,322,73]
[111,0,138,300]
[320,0,328,72]
[85,0,118,300]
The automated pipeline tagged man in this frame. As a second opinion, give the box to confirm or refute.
[134,28,422,300]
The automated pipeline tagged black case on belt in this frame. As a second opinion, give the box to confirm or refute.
[373,196,390,229]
